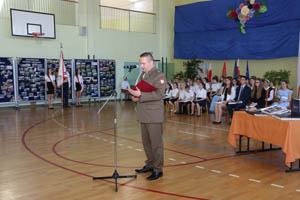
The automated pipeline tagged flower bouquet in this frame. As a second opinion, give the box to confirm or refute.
[226,0,268,34]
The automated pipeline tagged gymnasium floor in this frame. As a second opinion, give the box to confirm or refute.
[1,101,300,200]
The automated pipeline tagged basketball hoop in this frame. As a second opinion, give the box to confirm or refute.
[32,32,45,38]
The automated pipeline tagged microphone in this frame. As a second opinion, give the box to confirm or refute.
[124,65,139,72]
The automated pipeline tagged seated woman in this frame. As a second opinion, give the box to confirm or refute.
[249,78,266,109]
[272,80,293,108]
[213,77,236,124]
[263,79,274,107]
[191,82,207,116]
[210,76,220,98]
[178,85,194,114]
[176,83,186,114]
[168,82,179,112]
[209,76,222,112]
[164,83,172,109]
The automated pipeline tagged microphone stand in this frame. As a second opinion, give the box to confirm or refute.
[93,90,137,192]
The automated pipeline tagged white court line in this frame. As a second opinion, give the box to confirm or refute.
[88,135,94,138]
[103,139,108,142]
[211,170,221,174]
[127,146,133,149]
[110,141,115,144]
[135,149,142,152]
[228,174,240,178]
[296,189,300,192]
[167,120,229,132]
[168,158,176,161]
[95,137,101,140]
[181,161,187,164]
[271,184,284,189]
[178,130,209,138]
[119,144,124,146]
[248,179,261,183]
[195,165,205,169]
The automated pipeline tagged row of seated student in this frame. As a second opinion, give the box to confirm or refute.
[163,75,293,123]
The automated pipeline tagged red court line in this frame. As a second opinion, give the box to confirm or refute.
[22,115,209,200]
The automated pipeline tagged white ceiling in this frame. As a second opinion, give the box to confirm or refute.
[100,0,153,12]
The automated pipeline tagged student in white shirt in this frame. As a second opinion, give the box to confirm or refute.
[263,79,274,106]
[74,68,84,107]
[211,76,221,97]
[164,82,172,106]
[175,83,186,113]
[168,82,179,112]
[121,77,131,101]
[213,76,236,124]
[191,82,207,116]
[45,68,56,109]
[178,85,194,114]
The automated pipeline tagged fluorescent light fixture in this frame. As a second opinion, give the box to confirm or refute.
[129,0,139,2]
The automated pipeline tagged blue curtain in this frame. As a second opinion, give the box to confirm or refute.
[174,0,300,60]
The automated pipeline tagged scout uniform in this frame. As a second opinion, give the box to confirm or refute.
[136,67,167,173]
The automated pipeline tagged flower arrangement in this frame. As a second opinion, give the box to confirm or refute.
[226,0,268,34]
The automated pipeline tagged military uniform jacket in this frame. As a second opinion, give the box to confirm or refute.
[136,67,167,123]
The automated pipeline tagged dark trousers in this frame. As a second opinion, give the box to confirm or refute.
[227,103,246,118]
[178,102,191,114]
[63,82,69,106]
[140,123,164,173]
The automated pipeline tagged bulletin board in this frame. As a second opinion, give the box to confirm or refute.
[75,59,99,98]
[17,58,45,101]
[0,57,14,103]
[99,59,116,97]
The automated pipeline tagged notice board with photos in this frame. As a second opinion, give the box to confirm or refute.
[99,59,116,97]
[17,58,45,101]
[46,59,73,99]
[75,59,99,98]
[0,57,14,103]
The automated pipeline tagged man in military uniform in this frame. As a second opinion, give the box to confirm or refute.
[128,52,167,181]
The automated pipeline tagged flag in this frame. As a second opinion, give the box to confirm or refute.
[233,59,240,79]
[222,61,227,77]
[207,64,212,82]
[205,63,209,76]
[57,51,67,87]
[246,60,250,79]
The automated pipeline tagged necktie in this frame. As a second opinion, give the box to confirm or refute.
[238,86,244,101]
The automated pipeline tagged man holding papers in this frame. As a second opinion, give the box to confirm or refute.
[128,52,167,181]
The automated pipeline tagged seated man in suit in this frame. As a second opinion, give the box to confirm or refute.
[227,76,251,119]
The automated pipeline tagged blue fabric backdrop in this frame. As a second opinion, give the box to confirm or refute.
[174,0,300,60]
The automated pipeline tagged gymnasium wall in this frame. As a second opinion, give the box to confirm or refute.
[0,0,175,98]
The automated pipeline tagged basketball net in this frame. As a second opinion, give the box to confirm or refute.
[32,32,45,44]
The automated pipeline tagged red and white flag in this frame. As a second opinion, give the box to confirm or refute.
[222,61,227,77]
[236,58,240,77]
[207,64,212,82]
[57,51,67,87]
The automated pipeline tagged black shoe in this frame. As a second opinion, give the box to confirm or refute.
[135,166,153,173]
[213,121,221,124]
[147,172,163,181]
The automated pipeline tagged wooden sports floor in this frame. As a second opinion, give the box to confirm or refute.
[1,101,300,200]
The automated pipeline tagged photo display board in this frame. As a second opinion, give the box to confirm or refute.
[0,57,14,103]
[46,59,72,99]
[99,59,116,97]
[17,58,45,101]
[75,59,98,97]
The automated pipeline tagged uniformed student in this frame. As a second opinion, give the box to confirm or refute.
[128,52,167,181]
[45,68,56,109]
[191,82,207,116]
[168,82,179,112]
[74,68,84,107]
[63,70,71,107]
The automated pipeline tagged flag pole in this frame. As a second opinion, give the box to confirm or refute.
[60,43,63,108]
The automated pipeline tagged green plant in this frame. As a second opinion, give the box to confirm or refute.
[174,58,204,80]
[263,69,291,86]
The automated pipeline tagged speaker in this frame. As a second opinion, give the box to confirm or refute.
[80,26,87,36]
[291,98,300,117]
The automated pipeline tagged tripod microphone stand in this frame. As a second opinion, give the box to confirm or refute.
[93,90,137,192]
